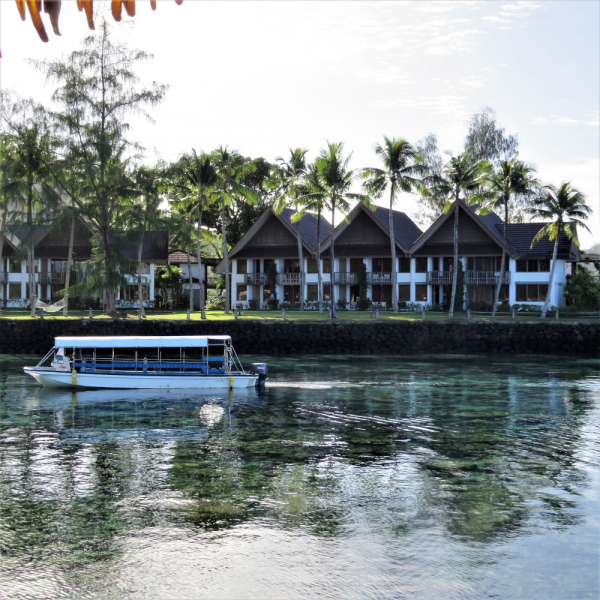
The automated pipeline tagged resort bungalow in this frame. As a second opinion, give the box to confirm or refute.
[0,219,168,308]
[219,200,580,310]
[217,207,333,308]
[410,199,580,308]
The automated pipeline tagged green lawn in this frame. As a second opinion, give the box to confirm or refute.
[1,308,594,322]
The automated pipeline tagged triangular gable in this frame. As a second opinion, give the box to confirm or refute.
[410,200,519,258]
[216,207,317,273]
[321,204,412,255]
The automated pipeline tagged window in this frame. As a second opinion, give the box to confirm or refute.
[236,285,247,300]
[307,259,318,274]
[9,258,21,273]
[415,258,428,273]
[516,284,549,302]
[284,259,300,273]
[307,284,318,301]
[399,258,411,273]
[322,258,331,273]
[398,285,410,301]
[517,259,551,272]
[237,260,247,275]
[415,284,428,301]
[9,283,22,299]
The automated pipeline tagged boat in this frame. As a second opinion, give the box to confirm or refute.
[23,335,268,390]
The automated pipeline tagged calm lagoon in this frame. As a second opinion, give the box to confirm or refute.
[0,354,598,599]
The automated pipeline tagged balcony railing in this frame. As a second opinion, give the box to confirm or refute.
[465,271,511,285]
[40,271,88,285]
[334,272,357,285]
[244,273,268,285]
[277,272,302,285]
[427,271,453,285]
[367,272,392,285]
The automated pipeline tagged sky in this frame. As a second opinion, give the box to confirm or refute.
[0,0,598,248]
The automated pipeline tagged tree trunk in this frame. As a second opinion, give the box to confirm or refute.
[27,186,36,317]
[221,212,230,314]
[102,230,117,318]
[297,231,304,310]
[448,195,460,318]
[186,243,193,314]
[541,228,560,318]
[492,201,508,317]
[330,199,336,318]
[197,203,206,319]
[317,208,323,313]
[137,230,146,318]
[63,216,75,317]
[389,182,398,313]
[0,210,5,316]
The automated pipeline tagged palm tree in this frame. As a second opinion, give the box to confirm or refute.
[293,163,328,310]
[271,148,309,310]
[304,142,368,318]
[212,147,257,314]
[529,182,591,318]
[435,153,487,317]
[171,150,217,319]
[362,137,426,313]
[481,159,538,315]
[126,166,165,318]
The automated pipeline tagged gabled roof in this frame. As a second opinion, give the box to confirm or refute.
[219,206,333,271]
[322,204,422,254]
[497,223,580,260]
[168,250,219,266]
[409,199,520,258]
[118,231,169,262]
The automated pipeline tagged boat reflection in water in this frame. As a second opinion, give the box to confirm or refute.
[27,385,267,446]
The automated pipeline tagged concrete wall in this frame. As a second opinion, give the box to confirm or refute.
[1,319,598,356]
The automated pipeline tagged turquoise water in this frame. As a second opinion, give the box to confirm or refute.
[0,354,598,599]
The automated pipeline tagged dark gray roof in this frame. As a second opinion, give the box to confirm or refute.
[115,231,169,261]
[9,224,50,243]
[280,208,333,252]
[498,223,579,259]
[370,206,422,251]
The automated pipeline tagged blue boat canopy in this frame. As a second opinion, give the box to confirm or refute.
[54,336,231,349]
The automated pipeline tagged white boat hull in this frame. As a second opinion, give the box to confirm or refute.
[24,368,258,390]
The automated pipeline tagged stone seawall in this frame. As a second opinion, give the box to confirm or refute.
[1,319,598,356]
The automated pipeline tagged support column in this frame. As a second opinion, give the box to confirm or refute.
[149,263,155,305]
[508,258,516,305]
[410,258,416,302]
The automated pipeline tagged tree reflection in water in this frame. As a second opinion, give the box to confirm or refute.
[0,354,598,598]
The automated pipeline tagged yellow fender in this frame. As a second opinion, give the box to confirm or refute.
[228,376,234,389]
[72,369,78,386]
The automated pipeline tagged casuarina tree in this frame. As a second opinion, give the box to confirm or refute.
[34,21,166,316]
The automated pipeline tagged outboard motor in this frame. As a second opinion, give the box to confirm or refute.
[250,363,268,387]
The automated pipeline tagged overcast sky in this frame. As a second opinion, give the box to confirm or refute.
[1,0,598,247]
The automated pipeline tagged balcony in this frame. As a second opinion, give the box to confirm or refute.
[40,271,88,285]
[367,272,392,285]
[427,271,453,285]
[244,273,268,285]
[465,271,511,285]
[334,272,357,285]
[277,272,302,285]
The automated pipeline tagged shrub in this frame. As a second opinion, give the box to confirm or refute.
[357,297,372,311]
[205,297,225,310]
[336,299,348,310]
[248,298,259,310]
[564,265,600,310]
